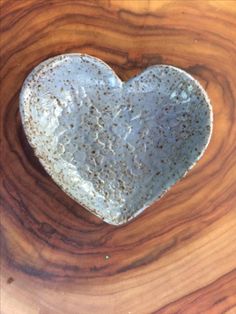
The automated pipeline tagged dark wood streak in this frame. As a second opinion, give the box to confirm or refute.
[1,0,236,313]
[157,269,236,314]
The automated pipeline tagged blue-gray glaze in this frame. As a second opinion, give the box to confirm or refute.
[20,54,213,225]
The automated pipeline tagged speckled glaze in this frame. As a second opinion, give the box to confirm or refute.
[20,53,213,225]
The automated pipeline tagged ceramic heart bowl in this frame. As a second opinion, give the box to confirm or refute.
[20,54,212,225]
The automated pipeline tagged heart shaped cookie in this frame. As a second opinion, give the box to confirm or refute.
[20,54,212,225]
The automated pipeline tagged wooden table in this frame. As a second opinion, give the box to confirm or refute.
[1,1,236,313]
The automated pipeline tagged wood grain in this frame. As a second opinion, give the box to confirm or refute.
[1,0,236,313]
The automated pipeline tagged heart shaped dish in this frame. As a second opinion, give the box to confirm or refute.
[20,54,212,225]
